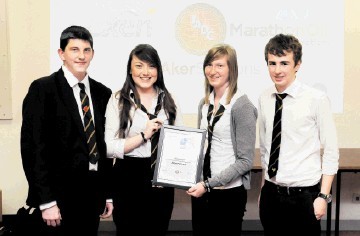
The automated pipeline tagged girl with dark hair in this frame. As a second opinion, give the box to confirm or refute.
[105,44,183,236]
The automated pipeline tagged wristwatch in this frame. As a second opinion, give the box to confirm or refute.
[140,132,147,143]
[318,192,332,203]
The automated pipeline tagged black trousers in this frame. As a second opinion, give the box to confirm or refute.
[191,185,247,236]
[60,171,102,236]
[112,156,174,236]
[259,180,321,236]
[15,171,103,236]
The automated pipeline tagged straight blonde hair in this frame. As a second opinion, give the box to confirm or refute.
[203,44,238,104]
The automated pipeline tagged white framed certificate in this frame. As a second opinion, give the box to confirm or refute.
[152,125,206,189]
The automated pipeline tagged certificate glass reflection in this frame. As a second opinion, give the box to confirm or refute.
[152,125,206,189]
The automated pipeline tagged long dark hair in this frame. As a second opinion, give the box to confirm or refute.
[116,44,177,138]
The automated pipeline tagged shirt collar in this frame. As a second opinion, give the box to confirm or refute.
[209,87,229,107]
[271,79,301,99]
[62,65,90,89]
[129,87,164,101]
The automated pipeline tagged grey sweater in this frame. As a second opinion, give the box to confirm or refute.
[198,95,258,190]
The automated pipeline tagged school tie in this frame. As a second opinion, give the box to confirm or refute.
[139,94,163,173]
[268,93,288,178]
[203,103,225,180]
[78,83,99,164]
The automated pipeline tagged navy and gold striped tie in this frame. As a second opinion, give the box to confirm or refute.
[268,93,288,178]
[203,103,225,180]
[139,94,162,173]
[78,83,99,164]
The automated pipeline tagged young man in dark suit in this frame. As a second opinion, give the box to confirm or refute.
[20,25,113,236]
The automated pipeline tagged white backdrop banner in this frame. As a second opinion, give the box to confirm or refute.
[51,0,344,114]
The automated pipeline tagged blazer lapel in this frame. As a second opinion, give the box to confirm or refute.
[55,68,87,141]
[88,78,102,134]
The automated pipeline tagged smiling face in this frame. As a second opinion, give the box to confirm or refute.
[204,55,230,93]
[267,51,301,93]
[58,38,93,81]
[130,55,158,93]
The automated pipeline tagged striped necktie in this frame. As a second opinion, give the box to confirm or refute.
[78,83,99,164]
[268,93,288,178]
[203,103,225,180]
[139,94,162,173]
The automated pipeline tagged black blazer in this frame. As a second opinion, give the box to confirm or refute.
[20,68,112,209]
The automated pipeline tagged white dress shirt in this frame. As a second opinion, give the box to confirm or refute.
[259,79,339,187]
[200,88,245,189]
[105,89,183,159]
[62,65,98,171]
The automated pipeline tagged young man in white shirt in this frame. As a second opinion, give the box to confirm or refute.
[258,34,339,236]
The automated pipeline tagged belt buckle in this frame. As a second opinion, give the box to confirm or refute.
[277,185,291,195]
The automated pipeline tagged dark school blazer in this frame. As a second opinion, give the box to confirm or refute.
[20,68,112,212]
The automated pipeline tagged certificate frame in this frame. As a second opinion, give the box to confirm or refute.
[152,125,207,189]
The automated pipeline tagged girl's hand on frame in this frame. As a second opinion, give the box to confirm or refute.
[186,182,207,198]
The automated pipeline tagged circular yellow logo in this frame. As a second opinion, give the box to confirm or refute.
[175,3,226,56]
